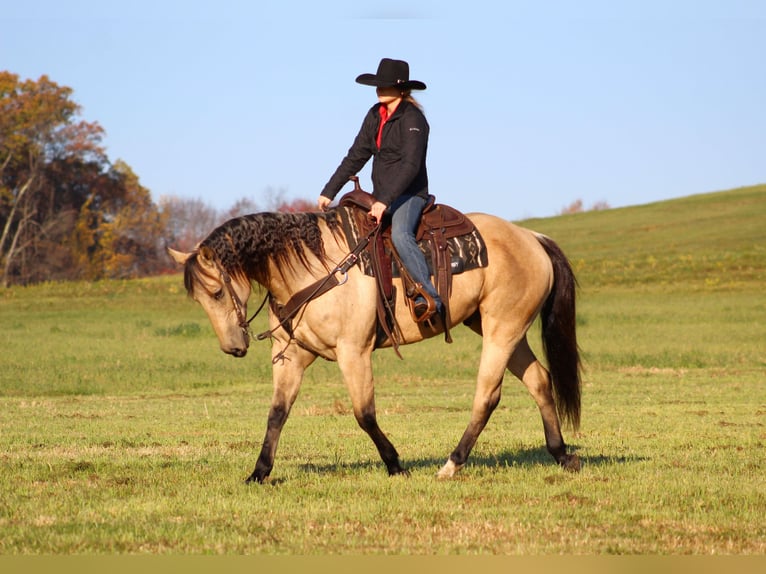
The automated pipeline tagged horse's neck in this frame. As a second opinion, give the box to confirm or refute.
[259,214,349,302]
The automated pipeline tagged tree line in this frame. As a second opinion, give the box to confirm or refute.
[0,72,312,287]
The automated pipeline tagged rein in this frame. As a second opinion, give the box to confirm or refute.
[219,269,266,341]
[255,221,381,343]
[215,220,381,356]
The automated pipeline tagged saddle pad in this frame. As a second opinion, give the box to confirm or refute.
[337,206,488,278]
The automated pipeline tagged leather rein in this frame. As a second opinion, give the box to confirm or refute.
[218,267,267,344]
[216,221,381,355]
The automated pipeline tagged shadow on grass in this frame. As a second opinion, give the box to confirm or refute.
[295,445,645,478]
[407,446,645,472]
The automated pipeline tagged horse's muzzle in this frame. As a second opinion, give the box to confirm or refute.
[225,329,250,358]
[224,346,248,358]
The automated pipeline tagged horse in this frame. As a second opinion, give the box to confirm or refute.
[168,205,582,483]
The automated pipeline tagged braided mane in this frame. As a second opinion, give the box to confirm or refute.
[183,211,343,294]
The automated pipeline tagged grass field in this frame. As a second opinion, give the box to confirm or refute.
[1,185,765,554]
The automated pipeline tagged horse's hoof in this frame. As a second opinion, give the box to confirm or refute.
[245,472,266,484]
[436,459,463,479]
[388,466,411,478]
[561,453,581,473]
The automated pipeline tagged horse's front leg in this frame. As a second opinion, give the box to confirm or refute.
[338,348,408,477]
[246,343,317,484]
[437,338,510,479]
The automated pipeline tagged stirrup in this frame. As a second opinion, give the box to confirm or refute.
[408,286,438,323]
[413,297,437,323]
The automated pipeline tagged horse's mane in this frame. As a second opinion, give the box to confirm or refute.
[183,211,344,294]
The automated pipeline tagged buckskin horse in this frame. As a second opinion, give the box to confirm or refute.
[169,198,582,483]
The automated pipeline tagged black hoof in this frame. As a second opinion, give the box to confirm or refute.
[245,472,266,484]
[388,466,411,478]
[561,453,581,473]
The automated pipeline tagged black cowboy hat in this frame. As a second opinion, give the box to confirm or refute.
[355,58,427,91]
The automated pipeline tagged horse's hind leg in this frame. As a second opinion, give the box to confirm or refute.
[338,350,408,477]
[508,336,580,472]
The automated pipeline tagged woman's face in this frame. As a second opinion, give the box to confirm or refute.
[376,86,403,105]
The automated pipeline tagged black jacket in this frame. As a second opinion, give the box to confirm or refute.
[321,99,429,207]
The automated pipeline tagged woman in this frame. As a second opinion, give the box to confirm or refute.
[318,58,442,321]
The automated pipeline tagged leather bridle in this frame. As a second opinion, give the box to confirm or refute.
[217,267,267,348]
[211,221,380,356]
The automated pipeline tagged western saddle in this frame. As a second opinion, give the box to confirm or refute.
[338,177,478,354]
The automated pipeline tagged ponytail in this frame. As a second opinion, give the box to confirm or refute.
[402,91,423,111]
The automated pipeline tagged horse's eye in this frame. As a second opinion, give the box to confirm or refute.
[213,289,225,301]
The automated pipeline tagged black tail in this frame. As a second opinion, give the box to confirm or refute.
[537,234,582,430]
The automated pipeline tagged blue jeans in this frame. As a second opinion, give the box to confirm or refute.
[389,195,440,302]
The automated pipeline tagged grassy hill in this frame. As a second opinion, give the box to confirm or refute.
[518,184,766,289]
[1,184,765,553]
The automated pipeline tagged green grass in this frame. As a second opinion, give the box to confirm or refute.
[0,185,765,554]
[523,184,766,289]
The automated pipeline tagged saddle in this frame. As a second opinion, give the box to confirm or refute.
[338,177,481,353]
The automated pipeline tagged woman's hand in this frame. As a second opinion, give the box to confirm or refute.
[369,201,387,224]
[317,196,332,212]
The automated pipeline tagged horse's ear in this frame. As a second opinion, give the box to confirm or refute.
[199,246,215,264]
[167,247,192,265]
[196,246,218,271]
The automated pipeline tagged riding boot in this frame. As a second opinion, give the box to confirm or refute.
[410,285,442,323]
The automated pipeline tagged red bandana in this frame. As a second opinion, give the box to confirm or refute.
[376,104,389,149]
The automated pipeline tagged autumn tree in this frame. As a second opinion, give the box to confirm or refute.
[161,192,312,255]
[2,72,318,284]
[262,186,313,213]
[1,72,165,284]
[72,160,165,279]
[0,72,107,284]
[559,198,611,215]
[220,196,259,221]
[274,197,315,213]
[159,195,221,253]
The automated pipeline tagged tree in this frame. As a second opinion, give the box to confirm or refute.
[261,186,313,212]
[220,196,259,221]
[2,69,319,286]
[75,160,166,279]
[590,200,610,211]
[276,197,315,213]
[1,72,167,284]
[161,192,314,257]
[559,198,611,215]
[1,72,108,285]
[559,199,584,215]
[159,195,220,253]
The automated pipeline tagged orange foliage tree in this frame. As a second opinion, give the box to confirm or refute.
[2,72,317,285]
[1,72,163,284]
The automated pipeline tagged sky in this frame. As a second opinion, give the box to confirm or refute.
[2,0,765,221]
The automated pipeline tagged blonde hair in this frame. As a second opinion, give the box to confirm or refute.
[402,92,423,111]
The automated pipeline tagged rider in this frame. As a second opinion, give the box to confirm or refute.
[317,57,442,321]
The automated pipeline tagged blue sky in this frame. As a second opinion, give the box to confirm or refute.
[3,0,764,220]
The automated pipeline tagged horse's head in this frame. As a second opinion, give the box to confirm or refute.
[168,246,252,358]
